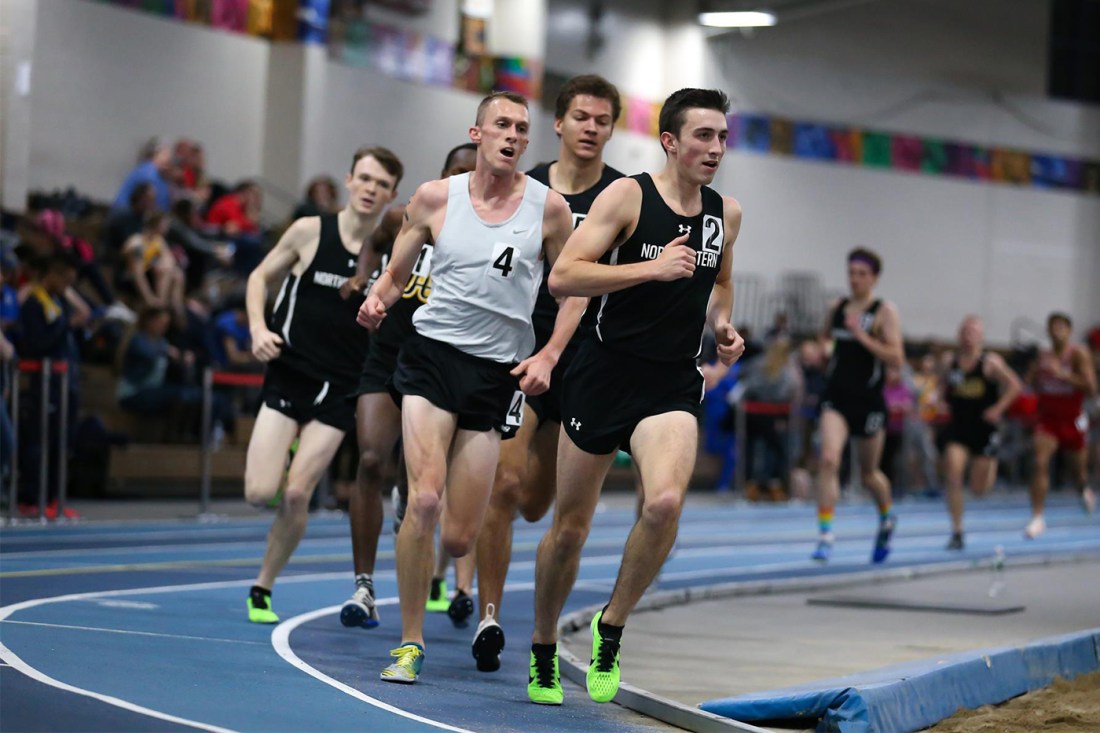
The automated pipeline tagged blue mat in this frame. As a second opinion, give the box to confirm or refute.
[700,628,1100,733]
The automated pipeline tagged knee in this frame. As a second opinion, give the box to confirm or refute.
[491,462,524,510]
[244,472,278,506]
[641,490,683,528]
[442,529,475,559]
[406,489,441,530]
[552,515,591,555]
[819,454,841,476]
[519,493,553,523]
[357,448,388,485]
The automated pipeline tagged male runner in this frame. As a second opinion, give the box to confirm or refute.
[1025,312,1097,538]
[358,91,581,684]
[338,143,477,629]
[811,247,904,564]
[243,147,400,623]
[940,316,1022,550]
[472,74,624,673]
[528,88,746,705]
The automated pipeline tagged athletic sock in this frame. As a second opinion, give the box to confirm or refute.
[531,642,557,659]
[249,585,272,608]
[355,573,373,591]
[818,508,835,535]
[597,606,624,642]
[879,503,893,521]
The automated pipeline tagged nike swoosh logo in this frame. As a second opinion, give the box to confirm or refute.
[513,227,529,234]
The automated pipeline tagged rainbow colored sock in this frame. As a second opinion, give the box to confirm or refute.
[817,508,834,535]
[879,504,893,522]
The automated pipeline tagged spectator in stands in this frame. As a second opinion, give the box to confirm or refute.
[122,212,186,323]
[0,246,19,334]
[113,139,174,213]
[0,326,14,490]
[16,254,79,519]
[206,180,262,236]
[881,364,915,492]
[211,295,258,369]
[206,181,264,275]
[104,182,157,262]
[790,339,827,501]
[735,337,799,501]
[116,305,231,444]
[909,352,943,492]
[765,311,791,343]
[168,199,234,292]
[291,176,340,221]
[34,208,128,319]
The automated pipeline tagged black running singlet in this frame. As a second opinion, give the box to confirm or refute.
[369,237,433,352]
[527,162,623,348]
[825,298,884,395]
[946,353,999,427]
[593,173,725,362]
[267,214,367,384]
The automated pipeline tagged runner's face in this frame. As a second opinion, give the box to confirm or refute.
[847,262,876,298]
[441,149,477,178]
[346,155,398,216]
[555,94,614,162]
[667,108,727,185]
[959,318,983,349]
[1048,319,1070,347]
[472,99,530,175]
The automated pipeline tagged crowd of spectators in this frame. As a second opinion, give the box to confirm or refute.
[0,136,336,518]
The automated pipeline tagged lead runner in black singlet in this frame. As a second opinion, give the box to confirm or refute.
[472,75,624,674]
[337,143,478,632]
[242,146,401,625]
[812,247,905,565]
[940,315,1022,550]
[527,89,746,707]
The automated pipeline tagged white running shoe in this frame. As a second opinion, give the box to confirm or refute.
[340,584,380,629]
[471,603,505,672]
[1081,487,1097,515]
[1023,515,1046,540]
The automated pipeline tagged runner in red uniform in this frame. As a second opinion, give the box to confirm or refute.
[1025,312,1097,538]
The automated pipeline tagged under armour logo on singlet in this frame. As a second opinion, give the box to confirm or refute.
[570,418,582,430]
[678,224,692,235]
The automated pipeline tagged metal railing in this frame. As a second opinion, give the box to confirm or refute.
[4,359,71,523]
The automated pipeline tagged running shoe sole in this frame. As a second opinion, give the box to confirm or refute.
[472,623,505,672]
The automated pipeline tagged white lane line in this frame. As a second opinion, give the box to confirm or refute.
[0,638,238,732]
[272,598,475,733]
[0,619,268,646]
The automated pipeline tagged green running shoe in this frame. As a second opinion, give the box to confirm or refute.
[425,577,449,613]
[587,611,621,703]
[527,647,563,705]
[247,593,279,624]
[380,643,424,684]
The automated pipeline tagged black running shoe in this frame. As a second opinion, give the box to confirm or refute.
[448,590,474,628]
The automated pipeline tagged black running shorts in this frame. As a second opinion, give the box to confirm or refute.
[821,387,887,438]
[262,360,356,432]
[355,338,399,397]
[938,420,999,457]
[390,333,522,434]
[560,339,704,455]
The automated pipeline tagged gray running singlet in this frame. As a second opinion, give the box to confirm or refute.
[413,172,549,363]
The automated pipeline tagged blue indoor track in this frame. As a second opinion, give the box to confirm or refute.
[2,493,1098,732]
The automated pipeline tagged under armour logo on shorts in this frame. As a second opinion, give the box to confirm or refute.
[678,224,691,235]
[570,418,582,430]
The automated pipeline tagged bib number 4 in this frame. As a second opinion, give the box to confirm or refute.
[491,243,516,278]
[505,390,525,427]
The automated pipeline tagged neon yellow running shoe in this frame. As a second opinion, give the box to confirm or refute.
[425,577,449,613]
[527,647,563,705]
[587,610,621,703]
[247,593,279,624]
[380,643,424,683]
